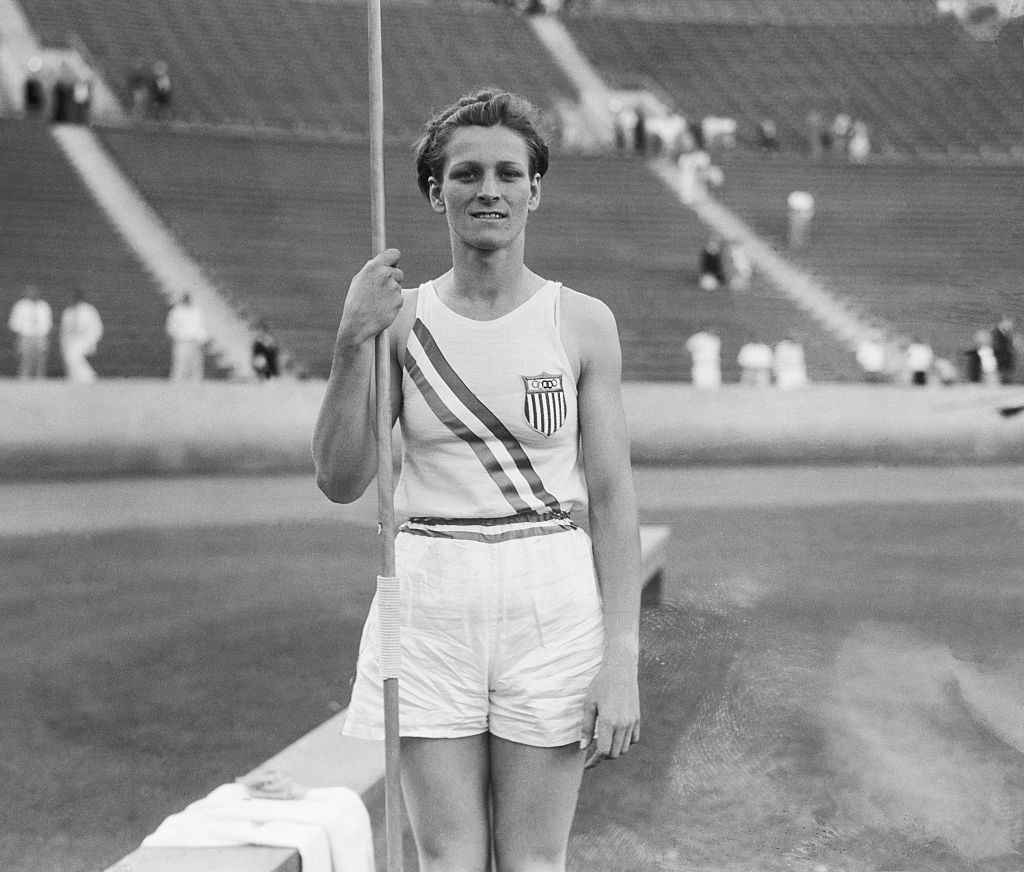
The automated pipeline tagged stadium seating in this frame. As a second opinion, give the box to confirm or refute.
[18,0,575,136]
[0,120,176,378]
[712,151,1024,365]
[6,0,1021,384]
[98,127,860,382]
[565,17,1024,157]
[571,0,938,25]
[23,0,1022,161]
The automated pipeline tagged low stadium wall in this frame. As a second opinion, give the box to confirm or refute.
[2,379,1023,479]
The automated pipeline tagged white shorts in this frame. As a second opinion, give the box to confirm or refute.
[342,514,604,747]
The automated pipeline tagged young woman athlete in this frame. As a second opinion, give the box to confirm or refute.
[313,89,642,872]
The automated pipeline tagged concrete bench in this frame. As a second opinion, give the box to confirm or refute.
[639,523,670,607]
[107,524,671,872]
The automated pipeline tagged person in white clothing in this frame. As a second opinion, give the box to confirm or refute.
[59,289,104,383]
[676,146,717,205]
[974,329,1000,385]
[773,336,808,388]
[312,90,640,872]
[8,284,53,379]
[686,327,722,389]
[165,293,208,382]
[856,330,888,383]
[905,337,934,386]
[738,336,774,387]
[787,190,815,248]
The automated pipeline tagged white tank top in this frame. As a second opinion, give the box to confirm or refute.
[395,280,587,520]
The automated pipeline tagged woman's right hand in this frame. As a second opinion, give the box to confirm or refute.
[337,248,404,347]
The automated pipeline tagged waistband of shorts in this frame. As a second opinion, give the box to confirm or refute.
[399,509,577,542]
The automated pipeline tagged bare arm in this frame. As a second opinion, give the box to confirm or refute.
[312,249,405,503]
[565,291,642,767]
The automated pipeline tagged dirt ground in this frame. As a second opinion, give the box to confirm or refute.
[2,468,1023,872]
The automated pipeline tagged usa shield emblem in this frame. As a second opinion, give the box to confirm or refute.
[522,373,567,436]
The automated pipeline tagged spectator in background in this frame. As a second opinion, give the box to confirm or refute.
[963,333,983,384]
[8,284,53,379]
[737,335,773,387]
[251,321,280,380]
[50,61,92,124]
[830,113,852,156]
[787,190,814,248]
[610,100,634,154]
[992,315,1017,384]
[701,115,737,150]
[727,239,753,291]
[166,292,208,382]
[676,144,721,205]
[633,106,647,156]
[773,335,808,388]
[933,356,958,386]
[151,60,173,121]
[757,118,780,153]
[847,119,871,164]
[51,61,75,123]
[686,326,722,390]
[23,56,45,118]
[698,234,728,291]
[59,289,104,383]
[965,329,999,385]
[856,329,887,382]
[645,111,687,159]
[71,75,93,125]
[905,336,934,386]
[128,57,151,119]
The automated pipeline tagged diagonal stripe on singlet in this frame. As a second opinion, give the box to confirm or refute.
[405,354,532,514]
[408,320,561,512]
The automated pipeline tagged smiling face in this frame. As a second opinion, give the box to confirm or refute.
[428,125,541,253]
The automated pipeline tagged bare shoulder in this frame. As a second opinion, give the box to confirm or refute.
[559,286,621,377]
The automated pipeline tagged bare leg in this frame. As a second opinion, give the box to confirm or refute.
[401,734,491,872]
[490,736,587,872]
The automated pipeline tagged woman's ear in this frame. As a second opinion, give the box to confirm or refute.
[428,177,446,214]
[528,173,542,211]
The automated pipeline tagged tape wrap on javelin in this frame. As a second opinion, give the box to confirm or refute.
[376,575,402,680]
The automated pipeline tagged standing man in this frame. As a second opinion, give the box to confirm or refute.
[992,316,1017,385]
[787,190,815,248]
[251,321,280,380]
[8,284,53,379]
[855,329,887,383]
[59,289,104,383]
[165,293,208,382]
[737,335,774,387]
[773,335,808,388]
[905,336,934,386]
[686,326,722,390]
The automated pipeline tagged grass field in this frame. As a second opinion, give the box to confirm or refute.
[3,487,1024,871]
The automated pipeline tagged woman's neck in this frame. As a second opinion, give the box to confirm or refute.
[436,244,543,319]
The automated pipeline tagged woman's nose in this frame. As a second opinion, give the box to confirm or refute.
[478,173,499,199]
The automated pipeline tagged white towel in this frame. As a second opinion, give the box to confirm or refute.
[141,783,375,872]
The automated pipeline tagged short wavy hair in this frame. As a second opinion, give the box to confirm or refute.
[414,88,550,198]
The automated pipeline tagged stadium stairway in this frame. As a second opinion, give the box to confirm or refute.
[528,13,617,150]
